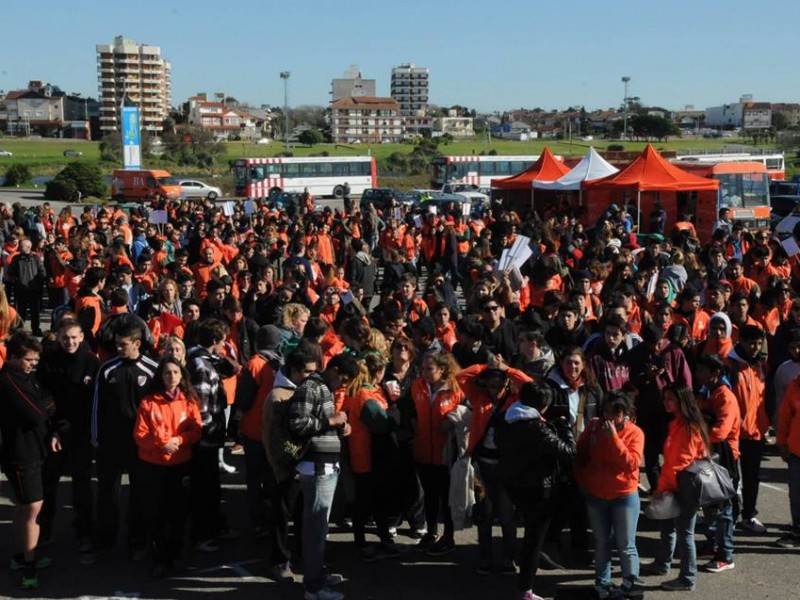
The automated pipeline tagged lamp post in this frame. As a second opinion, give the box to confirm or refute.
[280,71,290,151]
[621,76,631,140]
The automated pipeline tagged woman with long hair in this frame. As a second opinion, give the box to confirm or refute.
[576,392,644,598]
[133,357,202,577]
[644,383,709,592]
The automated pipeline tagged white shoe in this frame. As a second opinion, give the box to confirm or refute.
[304,587,344,600]
[219,461,237,474]
[743,517,767,533]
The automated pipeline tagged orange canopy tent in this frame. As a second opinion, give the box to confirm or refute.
[491,147,571,190]
[585,144,719,230]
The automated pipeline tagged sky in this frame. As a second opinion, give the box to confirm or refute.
[2,0,796,114]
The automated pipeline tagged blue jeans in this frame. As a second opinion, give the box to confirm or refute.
[299,469,339,592]
[703,498,734,562]
[584,492,640,590]
[789,455,800,534]
[656,507,697,586]
[475,459,517,563]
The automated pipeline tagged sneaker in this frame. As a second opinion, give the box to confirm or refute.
[743,517,767,533]
[704,559,735,573]
[427,537,455,556]
[20,568,39,590]
[304,587,344,600]
[268,561,295,582]
[416,532,439,549]
[476,561,491,576]
[388,526,398,538]
[538,549,566,571]
[775,532,800,548]
[660,577,695,591]
[640,561,670,576]
[230,443,245,455]
[195,539,219,553]
[520,590,545,600]
[10,555,52,570]
[324,573,345,587]
[409,527,427,540]
[219,461,237,474]
[501,560,517,576]
[596,586,620,600]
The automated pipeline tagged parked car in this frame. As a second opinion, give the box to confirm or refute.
[359,188,412,210]
[179,179,222,200]
[0,150,13,157]
[771,195,800,220]
[775,203,800,239]
[63,149,83,157]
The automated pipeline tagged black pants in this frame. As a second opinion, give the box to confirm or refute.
[15,287,42,333]
[739,438,765,521]
[190,444,226,542]
[40,428,94,540]
[642,422,667,493]
[139,460,190,567]
[243,438,273,530]
[96,444,145,550]
[416,463,454,541]
[353,471,391,548]
[518,502,554,592]
[268,477,294,567]
[546,484,588,553]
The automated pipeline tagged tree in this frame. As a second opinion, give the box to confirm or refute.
[2,164,31,187]
[298,128,324,146]
[45,162,106,200]
[772,111,790,131]
[629,114,679,142]
[99,132,152,163]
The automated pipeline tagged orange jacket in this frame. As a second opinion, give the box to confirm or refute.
[409,377,462,465]
[656,416,708,494]
[529,274,563,309]
[75,292,103,336]
[47,250,72,289]
[192,261,222,299]
[697,383,741,460]
[727,349,769,441]
[347,384,390,474]
[575,418,644,500]
[435,322,457,351]
[672,310,710,343]
[457,364,533,456]
[133,391,202,466]
[778,377,800,458]
[239,353,277,442]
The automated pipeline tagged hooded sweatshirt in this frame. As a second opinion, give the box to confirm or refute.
[727,346,768,441]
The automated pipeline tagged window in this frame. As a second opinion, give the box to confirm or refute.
[479,162,497,176]
[284,162,300,178]
[249,165,266,181]
[333,163,349,176]
[318,162,333,176]
[298,163,317,177]
[494,161,511,176]
[266,163,281,176]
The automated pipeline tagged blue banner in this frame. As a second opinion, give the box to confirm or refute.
[122,105,141,170]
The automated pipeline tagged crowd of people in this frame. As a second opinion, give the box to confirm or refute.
[0,192,799,600]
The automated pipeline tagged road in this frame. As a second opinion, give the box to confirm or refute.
[1,451,797,600]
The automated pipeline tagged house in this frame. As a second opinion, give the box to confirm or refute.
[330,96,403,144]
[0,81,92,138]
[187,94,258,140]
[432,113,474,139]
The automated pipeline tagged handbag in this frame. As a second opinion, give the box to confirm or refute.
[676,455,736,509]
[645,491,681,520]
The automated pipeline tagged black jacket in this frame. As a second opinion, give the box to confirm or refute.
[37,342,100,435]
[0,365,54,465]
[9,252,45,290]
[346,252,377,298]
[496,402,576,507]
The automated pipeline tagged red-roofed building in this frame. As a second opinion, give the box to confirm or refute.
[330,96,403,144]
[187,94,258,140]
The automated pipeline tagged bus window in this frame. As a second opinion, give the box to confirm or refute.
[333,162,350,177]
[766,157,783,171]
[234,166,248,186]
[318,162,333,176]
[494,161,510,176]
[479,162,497,176]
[717,173,743,208]
[249,165,266,181]
[266,163,281,176]
[284,163,300,178]
[741,173,769,208]
[431,159,446,185]
[511,161,528,174]
[353,161,370,176]
[298,163,318,177]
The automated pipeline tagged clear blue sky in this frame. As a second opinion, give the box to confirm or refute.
[2,0,795,113]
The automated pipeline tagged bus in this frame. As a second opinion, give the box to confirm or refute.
[431,155,541,188]
[673,161,772,231]
[231,156,377,198]
[673,152,785,180]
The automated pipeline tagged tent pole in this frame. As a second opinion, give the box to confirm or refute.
[637,190,641,232]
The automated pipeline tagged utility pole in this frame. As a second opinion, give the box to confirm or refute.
[280,71,290,151]
[621,76,631,140]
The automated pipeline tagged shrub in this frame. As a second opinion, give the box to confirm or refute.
[44,179,78,201]
[3,164,31,187]
[44,162,106,200]
[607,144,625,152]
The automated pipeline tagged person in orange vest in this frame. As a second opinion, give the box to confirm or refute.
[192,246,223,300]
[45,237,73,308]
[776,351,800,548]
[396,273,430,324]
[672,288,710,346]
[727,325,769,533]
[728,292,761,344]
[74,267,107,351]
[726,259,760,306]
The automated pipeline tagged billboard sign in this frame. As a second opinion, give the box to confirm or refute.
[122,105,141,170]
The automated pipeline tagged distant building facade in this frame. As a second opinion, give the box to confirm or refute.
[187,93,258,140]
[330,96,403,143]
[96,35,172,134]
[705,95,771,131]
[331,65,376,102]
[0,80,94,138]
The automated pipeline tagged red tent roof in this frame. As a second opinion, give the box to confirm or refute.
[585,144,719,192]
[491,147,570,190]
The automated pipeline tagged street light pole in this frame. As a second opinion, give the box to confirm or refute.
[621,76,631,140]
[280,71,290,151]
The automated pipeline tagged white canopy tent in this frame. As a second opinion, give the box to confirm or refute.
[532,147,619,205]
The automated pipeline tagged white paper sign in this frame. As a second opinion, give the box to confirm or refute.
[244,200,255,215]
[462,203,471,217]
[782,236,800,258]
[412,215,423,228]
[222,202,235,216]
[393,207,402,220]
[149,210,168,224]
[429,205,438,215]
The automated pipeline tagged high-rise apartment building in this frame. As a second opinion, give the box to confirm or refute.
[331,65,376,103]
[390,63,429,116]
[96,35,171,133]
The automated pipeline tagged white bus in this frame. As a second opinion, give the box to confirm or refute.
[231,156,377,198]
[673,152,785,180]
[431,155,541,188]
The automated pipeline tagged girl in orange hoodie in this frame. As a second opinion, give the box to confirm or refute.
[646,384,709,592]
[576,392,644,598]
[133,357,202,577]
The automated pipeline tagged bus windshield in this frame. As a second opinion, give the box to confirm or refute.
[717,172,769,209]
